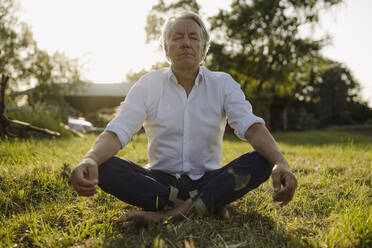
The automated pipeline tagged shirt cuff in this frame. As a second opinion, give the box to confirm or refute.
[104,125,130,149]
[234,115,265,141]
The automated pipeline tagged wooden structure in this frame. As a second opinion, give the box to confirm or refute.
[0,75,60,137]
[64,82,133,113]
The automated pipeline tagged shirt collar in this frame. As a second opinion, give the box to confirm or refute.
[167,66,204,86]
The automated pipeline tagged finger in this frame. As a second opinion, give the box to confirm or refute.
[72,167,95,187]
[75,184,97,192]
[282,173,297,196]
[75,175,96,187]
[273,189,290,201]
[87,165,99,184]
[75,185,97,196]
[274,174,297,205]
[78,189,97,197]
[273,191,288,202]
[279,188,294,207]
[271,171,282,193]
[80,178,96,187]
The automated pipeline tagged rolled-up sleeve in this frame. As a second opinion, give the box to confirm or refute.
[223,76,264,141]
[105,80,147,148]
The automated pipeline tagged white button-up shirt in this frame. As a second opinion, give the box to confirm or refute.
[105,66,264,179]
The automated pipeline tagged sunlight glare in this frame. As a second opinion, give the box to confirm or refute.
[20,0,162,83]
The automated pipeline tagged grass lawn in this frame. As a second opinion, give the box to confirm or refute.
[0,127,371,247]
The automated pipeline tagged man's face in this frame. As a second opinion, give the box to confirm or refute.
[165,18,206,70]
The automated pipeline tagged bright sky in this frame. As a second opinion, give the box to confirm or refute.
[19,0,372,106]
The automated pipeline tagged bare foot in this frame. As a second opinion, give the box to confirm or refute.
[170,198,194,221]
[120,198,194,226]
[120,210,166,226]
[165,198,193,220]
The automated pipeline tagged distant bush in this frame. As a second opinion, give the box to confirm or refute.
[286,98,372,130]
[5,103,71,137]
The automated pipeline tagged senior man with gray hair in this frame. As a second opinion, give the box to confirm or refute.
[71,12,297,224]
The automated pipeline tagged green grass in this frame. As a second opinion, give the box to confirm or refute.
[5,109,72,137]
[0,127,371,247]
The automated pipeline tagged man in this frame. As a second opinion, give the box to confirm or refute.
[71,12,297,224]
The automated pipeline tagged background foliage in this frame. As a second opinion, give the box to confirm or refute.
[126,0,372,130]
[0,0,83,124]
[2,0,371,132]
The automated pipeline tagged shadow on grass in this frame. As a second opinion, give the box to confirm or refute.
[0,164,75,217]
[101,207,294,248]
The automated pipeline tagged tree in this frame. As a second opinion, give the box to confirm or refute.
[26,51,82,105]
[0,0,82,111]
[0,0,35,90]
[125,61,169,82]
[145,0,201,45]
[143,0,343,122]
[300,61,371,125]
[207,0,343,119]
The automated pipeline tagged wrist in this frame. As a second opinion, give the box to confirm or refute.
[273,161,291,173]
[80,157,98,167]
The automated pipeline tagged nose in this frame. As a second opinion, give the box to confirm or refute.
[181,36,191,47]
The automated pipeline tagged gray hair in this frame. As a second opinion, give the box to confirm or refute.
[161,12,210,63]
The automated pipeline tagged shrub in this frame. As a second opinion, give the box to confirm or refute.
[5,103,71,137]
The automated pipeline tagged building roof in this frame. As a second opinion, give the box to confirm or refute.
[66,82,134,97]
